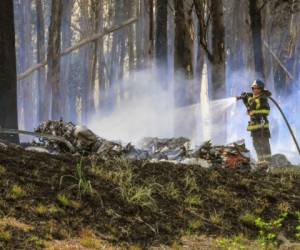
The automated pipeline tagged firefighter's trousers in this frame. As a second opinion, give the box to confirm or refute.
[252,129,272,161]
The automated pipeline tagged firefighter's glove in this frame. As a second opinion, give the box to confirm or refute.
[241,92,249,98]
[236,92,246,101]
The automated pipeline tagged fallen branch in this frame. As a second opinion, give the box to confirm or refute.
[0,128,75,152]
[263,40,294,80]
[17,17,138,81]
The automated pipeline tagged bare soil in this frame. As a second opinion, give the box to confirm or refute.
[0,145,300,249]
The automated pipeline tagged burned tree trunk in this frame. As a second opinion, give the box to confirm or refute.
[155,0,168,64]
[47,0,63,120]
[195,0,225,98]
[211,0,225,100]
[249,0,265,79]
[148,0,154,60]
[155,0,168,89]
[107,0,124,112]
[61,0,73,121]
[173,0,194,138]
[78,0,92,124]
[174,0,194,106]
[88,0,102,119]
[98,0,105,113]
[35,0,46,123]
[128,0,135,72]
[0,0,19,143]
[194,0,226,143]
[210,0,226,144]
[273,0,299,96]
[15,0,35,130]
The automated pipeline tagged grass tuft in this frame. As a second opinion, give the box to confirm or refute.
[60,159,93,198]
[239,213,257,226]
[8,184,26,200]
[0,226,12,241]
[79,229,102,249]
[0,165,6,175]
[35,203,60,216]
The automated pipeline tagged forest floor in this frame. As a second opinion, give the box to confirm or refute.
[0,145,300,249]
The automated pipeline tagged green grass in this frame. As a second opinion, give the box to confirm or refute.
[254,213,288,247]
[59,159,93,198]
[8,184,26,200]
[56,194,80,208]
[0,226,12,241]
[0,165,6,175]
[92,158,158,210]
[161,182,180,200]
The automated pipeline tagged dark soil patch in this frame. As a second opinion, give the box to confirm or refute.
[0,146,299,249]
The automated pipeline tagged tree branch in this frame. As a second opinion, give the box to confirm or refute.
[193,0,213,61]
[263,40,294,79]
[17,17,138,81]
[258,0,271,11]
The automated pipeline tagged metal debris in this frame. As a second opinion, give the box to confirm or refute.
[0,142,8,150]
[27,120,253,169]
[138,137,189,160]
[0,120,273,171]
[25,146,52,154]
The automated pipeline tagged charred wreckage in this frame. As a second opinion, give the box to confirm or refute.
[0,120,292,170]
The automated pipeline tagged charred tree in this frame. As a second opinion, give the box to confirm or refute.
[128,0,136,72]
[136,0,145,69]
[106,0,125,112]
[226,0,244,71]
[61,0,73,121]
[0,0,19,143]
[98,0,105,113]
[78,0,91,123]
[155,0,168,89]
[15,0,35,130]
[155,0,168,64]
[174,0,194,107]
[194,0,226,143]
[47,0,63,120]
[249,0,265,79]
[35,0,46,123]
[272,0,299,96]
[148,0,154,60]
[194,0,225,98]
[173,0,194,138]
[211,0,225,100]
[88,0,102,118]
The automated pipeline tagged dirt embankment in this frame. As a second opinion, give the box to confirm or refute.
[0,145,300,249]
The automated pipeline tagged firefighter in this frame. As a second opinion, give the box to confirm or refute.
[237,79,272,163]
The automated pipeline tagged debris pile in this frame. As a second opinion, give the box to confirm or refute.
[138,137,190,160]
[34,120,127,158]
[16,120,252,170]
[189,140,250,169]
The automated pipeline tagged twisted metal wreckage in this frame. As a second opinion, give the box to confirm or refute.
[0,120,292,170]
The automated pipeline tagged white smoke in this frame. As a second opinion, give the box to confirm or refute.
[88,68,176,144]
[87,66,300,165]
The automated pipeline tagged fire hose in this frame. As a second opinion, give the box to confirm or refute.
[237,94,300,157]
[267,96,300,156]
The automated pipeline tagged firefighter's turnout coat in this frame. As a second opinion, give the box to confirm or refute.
[241,91,271,137]
[241,91,272,161]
